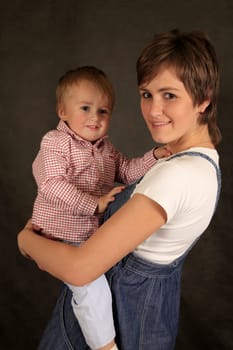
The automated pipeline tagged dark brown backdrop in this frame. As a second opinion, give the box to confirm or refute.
[0,1,232,349]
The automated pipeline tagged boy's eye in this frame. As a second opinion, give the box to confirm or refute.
[99,108,109,115]
[81,105,90,111]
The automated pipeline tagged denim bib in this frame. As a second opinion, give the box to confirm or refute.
[38,151,221,350]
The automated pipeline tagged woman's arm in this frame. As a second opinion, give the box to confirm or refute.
[18,193,166,286]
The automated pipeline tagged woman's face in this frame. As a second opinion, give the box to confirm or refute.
[139,67,209,151]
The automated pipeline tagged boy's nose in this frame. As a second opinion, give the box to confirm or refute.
[90,112,98,120]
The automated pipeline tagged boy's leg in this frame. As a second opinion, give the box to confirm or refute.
[67,274,116,350]
[102,345,118,350]
[98,342,118,350]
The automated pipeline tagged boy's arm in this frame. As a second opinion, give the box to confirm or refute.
[112,145,171,184]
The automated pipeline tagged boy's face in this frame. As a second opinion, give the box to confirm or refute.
[58,80,111,142]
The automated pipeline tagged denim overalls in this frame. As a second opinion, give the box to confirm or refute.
[38,152,221,350]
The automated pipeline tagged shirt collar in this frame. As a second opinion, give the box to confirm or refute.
[56,120,108,147]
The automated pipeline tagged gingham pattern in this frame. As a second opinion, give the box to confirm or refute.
[32,121,157,242]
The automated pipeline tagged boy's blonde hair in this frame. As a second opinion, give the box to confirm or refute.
[56,66,115,112]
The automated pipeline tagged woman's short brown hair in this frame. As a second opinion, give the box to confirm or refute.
[137,29,221,145]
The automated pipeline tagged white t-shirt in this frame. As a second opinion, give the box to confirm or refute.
[133,147,219,264]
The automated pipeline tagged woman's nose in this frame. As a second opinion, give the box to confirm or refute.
[150,99,163,118]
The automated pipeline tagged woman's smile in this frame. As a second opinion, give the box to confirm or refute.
[140,67,210,150]
[150,120,171,128]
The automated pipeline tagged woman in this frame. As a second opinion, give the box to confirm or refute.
[18,29,221,350]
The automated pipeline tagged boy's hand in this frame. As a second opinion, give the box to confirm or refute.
[97,186,125,213]
[154,146,172,160]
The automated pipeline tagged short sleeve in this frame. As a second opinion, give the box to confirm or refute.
[133,161,189,222]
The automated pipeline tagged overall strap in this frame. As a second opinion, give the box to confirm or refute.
[167,151,221,212]
[165,151,221,262]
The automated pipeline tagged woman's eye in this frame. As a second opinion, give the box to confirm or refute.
[164,92,176,100]
[141,91,152,99]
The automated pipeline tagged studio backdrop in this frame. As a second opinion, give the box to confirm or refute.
[0,1,232,349]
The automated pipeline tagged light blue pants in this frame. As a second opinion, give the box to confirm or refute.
[67,274,115,349]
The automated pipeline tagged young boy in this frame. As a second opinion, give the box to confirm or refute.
[32,66,170,350]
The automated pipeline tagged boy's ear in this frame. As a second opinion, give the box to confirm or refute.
[57,105,67,121]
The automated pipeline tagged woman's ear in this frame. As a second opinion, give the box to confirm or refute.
[199,99,210,114]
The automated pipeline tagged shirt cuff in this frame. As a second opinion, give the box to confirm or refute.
[77,193,98,216]
[143,148,158,169]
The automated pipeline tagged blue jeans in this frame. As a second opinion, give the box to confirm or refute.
[38,253,185,350]
[38,152,221,349]
[38,285,88,350]
[106,253,185,349]
[38,183,138,350]
[38,183,184,350]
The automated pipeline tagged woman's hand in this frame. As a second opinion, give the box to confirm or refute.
[16,194,166,286]
[17,219,34,260]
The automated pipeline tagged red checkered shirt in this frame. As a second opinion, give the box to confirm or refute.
[32,121,157,242]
